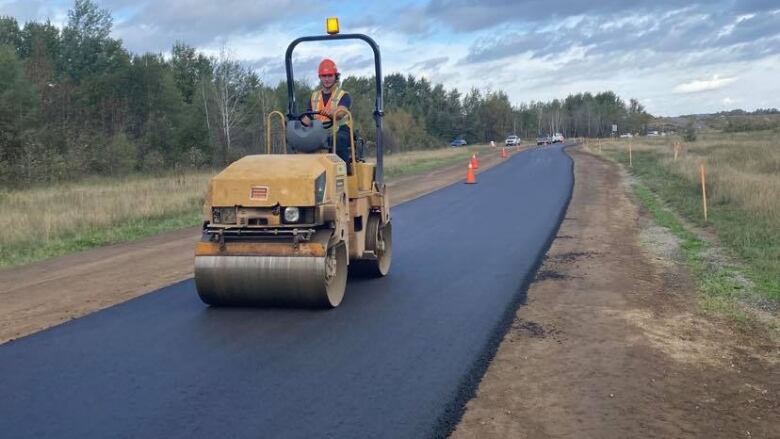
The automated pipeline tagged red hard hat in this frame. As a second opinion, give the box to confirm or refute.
[318,58,338,76]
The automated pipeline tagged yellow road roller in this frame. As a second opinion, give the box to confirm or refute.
[194,21,391,308]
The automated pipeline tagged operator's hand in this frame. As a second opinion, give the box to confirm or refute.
[319,108,334,117]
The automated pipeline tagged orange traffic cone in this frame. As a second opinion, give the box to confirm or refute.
[501,147,508,158]
[471,153,479,169]
[465,161,476,184]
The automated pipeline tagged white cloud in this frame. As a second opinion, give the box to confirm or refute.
[3,0,779,116]
[673,75,737,93]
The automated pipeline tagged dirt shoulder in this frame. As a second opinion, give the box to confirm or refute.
[452,148,778,438]
[0,147,512,344]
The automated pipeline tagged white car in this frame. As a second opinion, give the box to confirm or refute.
[504,135,520,146]
[552,133,564,143]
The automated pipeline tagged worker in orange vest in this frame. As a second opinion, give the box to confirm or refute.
[305,59,354,168]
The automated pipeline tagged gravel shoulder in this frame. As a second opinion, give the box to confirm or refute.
[452,148,779,439]
[0,148,509,344]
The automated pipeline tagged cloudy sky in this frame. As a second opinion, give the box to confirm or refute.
[2,0,779,116]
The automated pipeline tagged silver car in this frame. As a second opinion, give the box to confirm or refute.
[505,135,520,146]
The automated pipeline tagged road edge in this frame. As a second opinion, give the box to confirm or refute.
[434,143,578,438]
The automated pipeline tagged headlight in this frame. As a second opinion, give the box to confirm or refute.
[284,207,300,223]
[314,172,326,204]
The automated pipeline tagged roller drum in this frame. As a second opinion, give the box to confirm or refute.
[195,242,347,308]
[350,217,392,277]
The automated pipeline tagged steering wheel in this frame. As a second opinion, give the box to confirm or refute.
[297,111,334,129]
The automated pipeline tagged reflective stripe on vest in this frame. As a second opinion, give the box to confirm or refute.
[311,87,348,127]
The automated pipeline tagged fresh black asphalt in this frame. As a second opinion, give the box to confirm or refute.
[0,144,574,439]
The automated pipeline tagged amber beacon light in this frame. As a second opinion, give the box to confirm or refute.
[326,17,340,34]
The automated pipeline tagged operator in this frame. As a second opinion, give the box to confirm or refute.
[306,58,353,167]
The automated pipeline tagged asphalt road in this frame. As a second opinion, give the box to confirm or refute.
[1,144,574,439]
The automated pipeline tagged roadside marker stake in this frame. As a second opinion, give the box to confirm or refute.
[674,141,680,161]
[629,141,633,167]
[700,163,708,222]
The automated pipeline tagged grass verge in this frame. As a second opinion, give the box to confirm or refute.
[619,150,778,302]
[0,211,201,267]
[631,183,758,323]
[383,144,493,179]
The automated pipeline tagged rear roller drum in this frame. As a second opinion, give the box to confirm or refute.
[351,215,392,277]
[322,241,349,306]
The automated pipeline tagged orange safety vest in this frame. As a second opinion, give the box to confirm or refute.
[310,87,349,127]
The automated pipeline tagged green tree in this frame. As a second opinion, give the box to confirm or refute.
[462,88,482,141]
[0,16,22,53]
[0,46,41,183]
[60,0,115,82]
[479,91,513,141]
[126,53,184,170]
[383,109,438,153]
[171,42,211,104]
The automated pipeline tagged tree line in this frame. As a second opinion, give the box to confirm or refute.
[0,0,651,187]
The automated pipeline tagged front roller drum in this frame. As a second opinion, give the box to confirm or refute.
[194,239,348,308]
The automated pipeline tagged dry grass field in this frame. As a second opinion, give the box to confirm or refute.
[0,144,495,267]
[593,130,779,302]
[0,172,212,267]
[604,131,779,222]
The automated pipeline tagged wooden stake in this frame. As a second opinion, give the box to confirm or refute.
[674,141,679,161]
[629,141,633,167]
[700,163,708,222]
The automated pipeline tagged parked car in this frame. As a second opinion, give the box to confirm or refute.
[504,135,520,147]
[536,135,551,146]
[450,138,467,147]
[552,133,564,143]
[619,133,633,138]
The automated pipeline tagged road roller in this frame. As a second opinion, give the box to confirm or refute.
[194,20,391,308]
